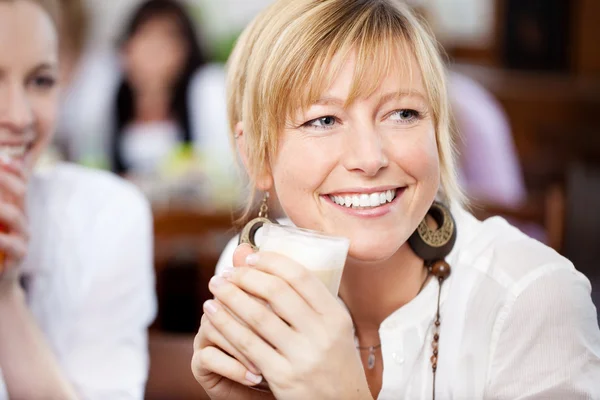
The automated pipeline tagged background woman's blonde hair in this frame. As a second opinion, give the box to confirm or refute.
[0,0,61,26]
[227,0,465,221]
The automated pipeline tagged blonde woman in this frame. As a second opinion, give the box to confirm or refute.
[191,0,600,399]
[0,0,155,398]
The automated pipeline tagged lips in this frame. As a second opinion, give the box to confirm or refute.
[328,189,397,209]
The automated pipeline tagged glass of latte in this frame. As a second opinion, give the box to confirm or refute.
[260,223,349,297]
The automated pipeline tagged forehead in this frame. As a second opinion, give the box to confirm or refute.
[0,1,58,68]
[136,13,181,31]
[323,49,425,101]
[287,42,427,119]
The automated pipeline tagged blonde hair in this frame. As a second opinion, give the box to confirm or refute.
[0,0,61,28]
[227,0,465,219]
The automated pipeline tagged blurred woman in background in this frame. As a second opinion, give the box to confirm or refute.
[112,0,231,179]
[0,0,156,398]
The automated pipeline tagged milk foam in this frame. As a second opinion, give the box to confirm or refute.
[260,224,350,295]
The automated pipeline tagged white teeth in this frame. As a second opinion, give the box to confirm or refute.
[359,194,369,207]
[0,145,26,161]
[386,190,393,202]
[369,193,380,207]
[329,189,398,209]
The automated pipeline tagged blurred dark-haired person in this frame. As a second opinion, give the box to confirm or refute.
[0,0,156,398]
[112,0,232,180]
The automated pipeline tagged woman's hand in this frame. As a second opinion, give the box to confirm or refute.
[0,158,29,295]
[192,244,275,400]
[202,244,372,400]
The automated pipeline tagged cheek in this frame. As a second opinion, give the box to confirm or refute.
[165,41,187,70]
[271,135,338,219]
[389,125,440,185]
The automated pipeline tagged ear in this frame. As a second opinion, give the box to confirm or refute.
[234,121,274,191]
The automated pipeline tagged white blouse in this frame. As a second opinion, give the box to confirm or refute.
[215,206,600,399]
[0,163,157,400]
[120,121,181,176]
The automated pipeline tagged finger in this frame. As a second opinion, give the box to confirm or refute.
[198,310,261,375]
[191,346,263,388]
[0,202,28,237]
[246,251,340,314]
[0,233,27,264]
[202,298,286,373]
[233,243,254,267]
[0,171,27,208]
[208,277,297,352]
[221,267,316,332]
[0,157,26,180]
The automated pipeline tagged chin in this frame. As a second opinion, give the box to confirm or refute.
[346,233,404,263]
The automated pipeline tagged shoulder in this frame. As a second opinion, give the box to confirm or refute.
[189,63,226,101]
[28,163,151,228]
[449,206,593,328]
[31,162,147,206]
[452,206,579,291]
[187,64,229,143]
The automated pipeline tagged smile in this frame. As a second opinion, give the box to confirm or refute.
[327,189,398,209]
[0,144,28,161]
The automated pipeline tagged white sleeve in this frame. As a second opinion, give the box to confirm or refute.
[58,188,157,399]
[484,266,600,399]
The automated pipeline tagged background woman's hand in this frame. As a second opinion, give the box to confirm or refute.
[0,158,29,295]
[202,244,372,400]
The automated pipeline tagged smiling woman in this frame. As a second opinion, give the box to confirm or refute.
[0,1,156,399]
[191,0,600,399]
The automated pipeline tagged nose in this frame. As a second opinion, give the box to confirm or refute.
[0,81,34,133]
[342,123,389,177]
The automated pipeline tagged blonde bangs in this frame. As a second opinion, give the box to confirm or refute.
[268,2,420,138]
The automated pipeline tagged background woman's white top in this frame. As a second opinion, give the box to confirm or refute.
[216,207,600,398]
[0,163,157,400]
[121,121,181,176]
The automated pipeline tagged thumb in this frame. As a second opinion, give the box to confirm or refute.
[233,243,255,267]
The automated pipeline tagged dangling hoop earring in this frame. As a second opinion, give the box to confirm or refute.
[239,195,277,394]
[239,192,278,250]
[407,201,457,400]
[408,201,457,262]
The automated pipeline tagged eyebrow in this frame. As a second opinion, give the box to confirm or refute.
[32,62,58,73]
[314,90,428,107]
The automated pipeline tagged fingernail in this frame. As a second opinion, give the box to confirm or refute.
[246,253,259,266]
[210,276,227,288]
[203,300,218,315]
[219,267,234,279]
[245,370,263,385]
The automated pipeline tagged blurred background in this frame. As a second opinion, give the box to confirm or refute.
[46,0,600,398]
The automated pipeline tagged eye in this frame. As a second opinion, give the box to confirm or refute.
[29,75,57,90]
[389,109,420,123]
[303,115,338,130]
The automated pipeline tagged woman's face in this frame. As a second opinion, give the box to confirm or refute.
[123,15,189,90]
[0,0,60,173]
[265,52,440,263]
